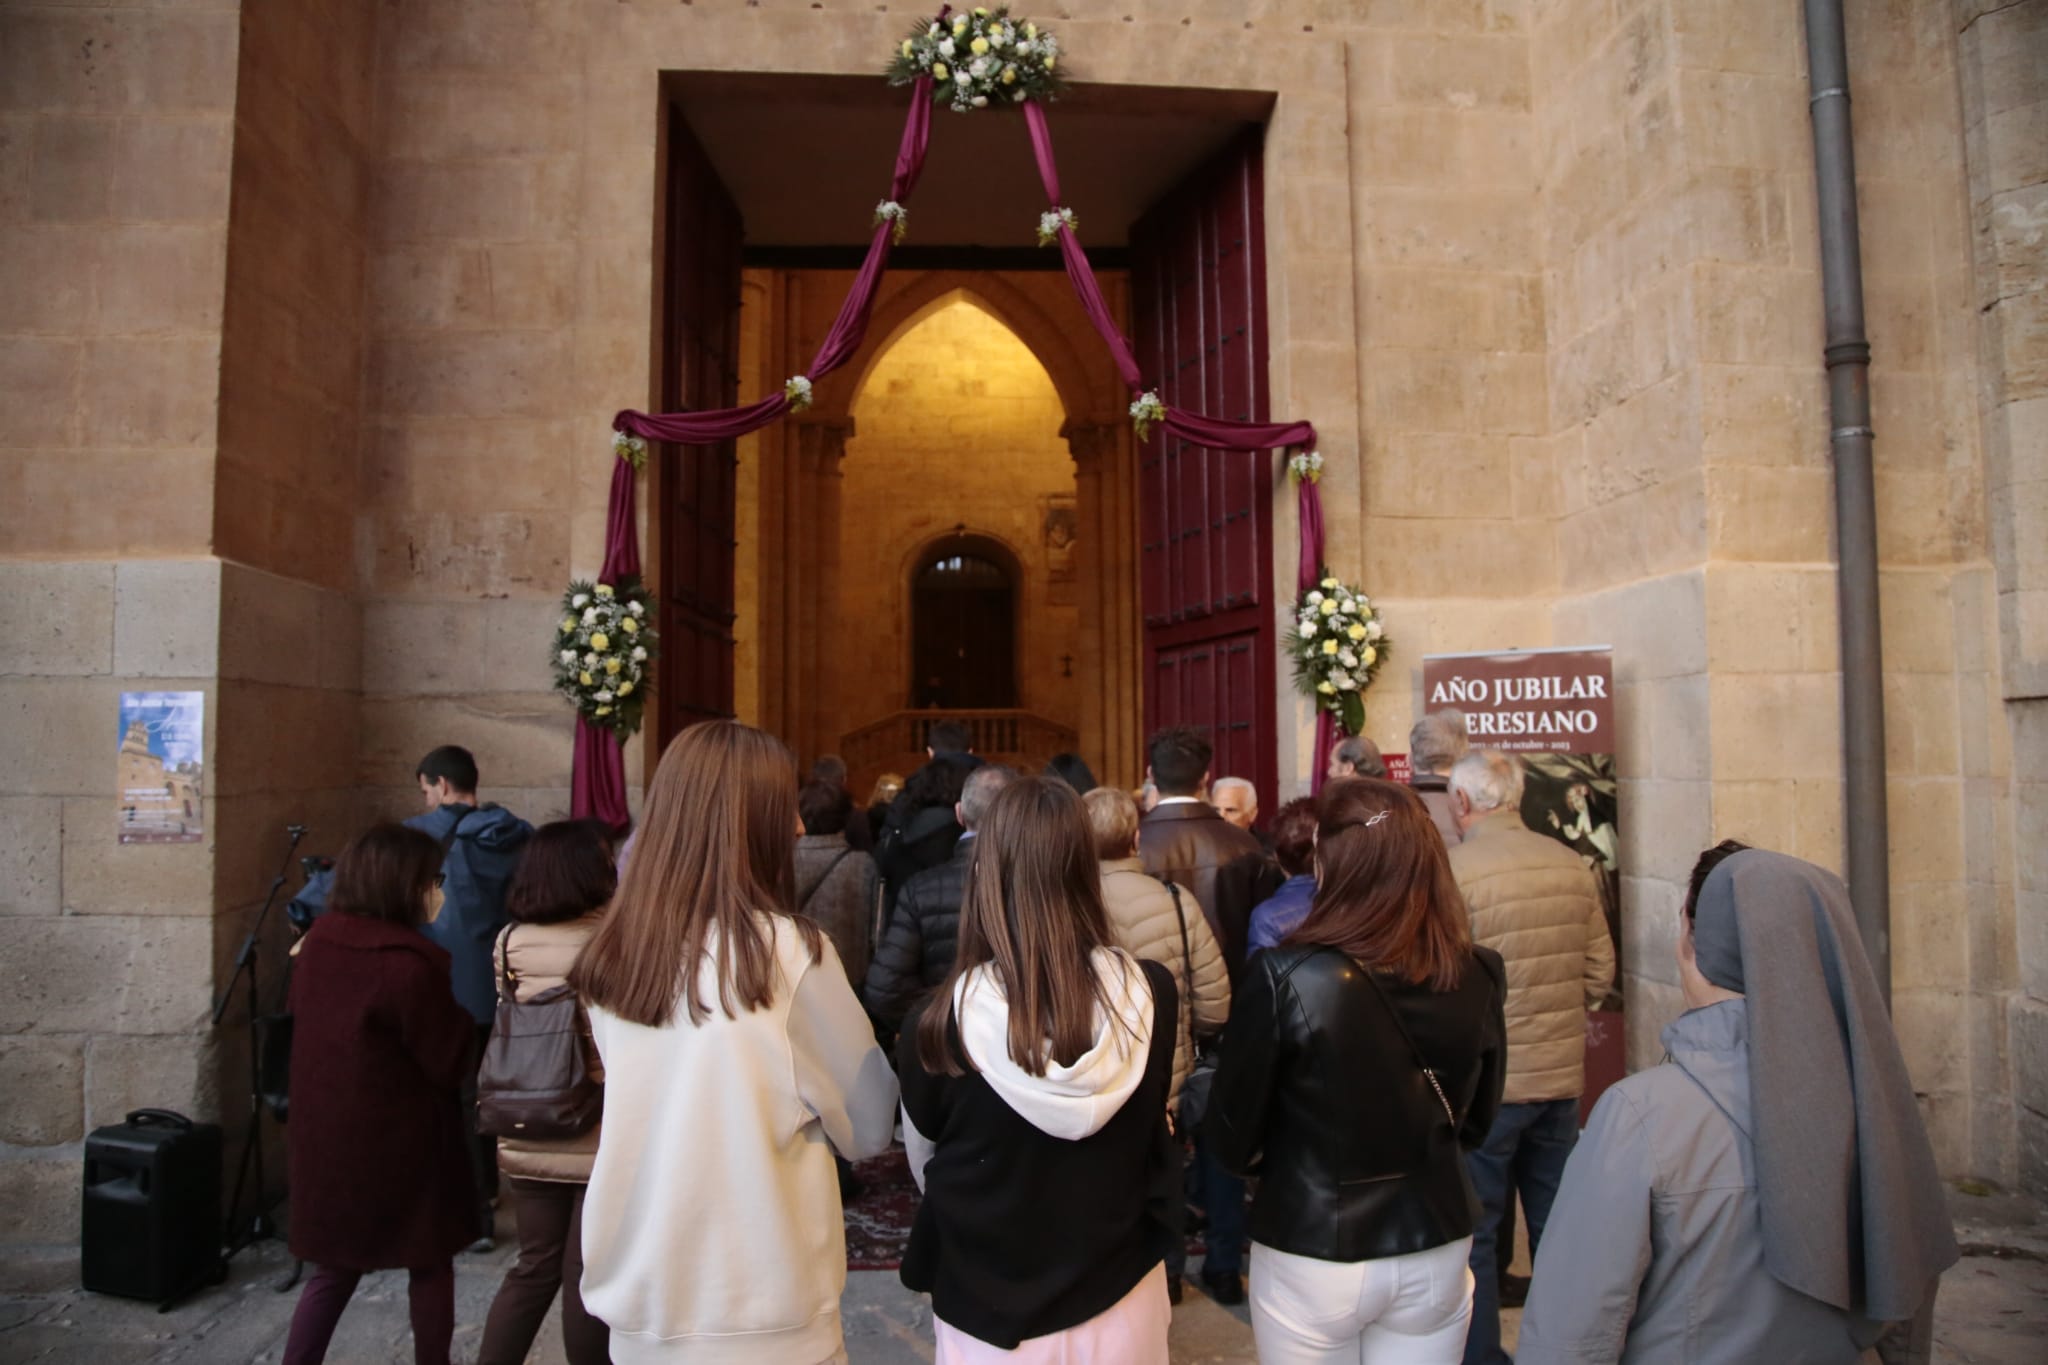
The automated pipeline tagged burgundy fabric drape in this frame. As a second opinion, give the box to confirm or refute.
[570,457,645,829]
[1020,100,1144,390]
[1297,478,1337,792]
[1022,96,1334,781]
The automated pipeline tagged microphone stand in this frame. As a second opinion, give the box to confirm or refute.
[212,823,305,1291]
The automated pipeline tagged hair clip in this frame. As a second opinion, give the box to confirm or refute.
[1363,810,1392,828]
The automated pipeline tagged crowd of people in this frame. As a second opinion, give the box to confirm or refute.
[277,716,1958,1365]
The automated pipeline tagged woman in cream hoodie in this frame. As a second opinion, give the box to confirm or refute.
[569,723,898,1365]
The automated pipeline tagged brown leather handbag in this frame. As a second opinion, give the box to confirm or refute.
[475,928,602,1140]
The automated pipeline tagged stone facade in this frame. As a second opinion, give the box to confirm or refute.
[0,0,2043,1251]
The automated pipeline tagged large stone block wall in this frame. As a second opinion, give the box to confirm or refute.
[354,0,587,824]
[1526,0,2026,1183]
[0,1,242,1250]
[1955,0,2048,1190]
[0,0,237,554]
[0,560,224,1245]
[0,0,380,1251]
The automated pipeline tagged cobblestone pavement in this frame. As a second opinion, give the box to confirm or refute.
[1,1190,2039,1363]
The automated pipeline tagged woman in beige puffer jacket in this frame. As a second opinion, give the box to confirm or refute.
[476,822,612,1365]
[1081,787,1231,1110]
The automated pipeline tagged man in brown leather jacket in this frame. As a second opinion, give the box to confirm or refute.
[1139,727,1282,985]
[1138,725,1280,1306]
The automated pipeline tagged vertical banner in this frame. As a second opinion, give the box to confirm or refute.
[117,691,205,843]
[1421,646,1621,1117]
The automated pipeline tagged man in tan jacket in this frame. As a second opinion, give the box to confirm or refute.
[1448,749,1614,1365]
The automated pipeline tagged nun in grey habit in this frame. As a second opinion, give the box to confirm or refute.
[1515,848,1957,1365]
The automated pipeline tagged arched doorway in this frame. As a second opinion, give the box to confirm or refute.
[909,535,1019,709]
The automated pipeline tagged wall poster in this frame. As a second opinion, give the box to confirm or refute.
[117,690,205,843]
[1421,646,1622,1116]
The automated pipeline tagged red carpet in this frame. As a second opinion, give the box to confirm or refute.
[843,1146,921,1270]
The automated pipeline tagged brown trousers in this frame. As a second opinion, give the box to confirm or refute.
[476,1178,611,1365]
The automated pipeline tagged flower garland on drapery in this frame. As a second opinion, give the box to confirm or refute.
[577,9,1349,823]
[1292,576,1389,740]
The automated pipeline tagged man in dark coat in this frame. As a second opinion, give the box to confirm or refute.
[1140,729,1283,984]
[864,764,1014,1029]
[1138,725,1281,1307]
[403,744,533,1248]
[874,720,983,918]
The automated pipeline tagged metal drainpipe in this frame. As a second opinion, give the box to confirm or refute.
[1802,0,1892,1003]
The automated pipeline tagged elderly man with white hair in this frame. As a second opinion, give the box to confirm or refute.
[1408,709,1470,847]
[1448,749,1615,1365]
[1210,776,1259,834]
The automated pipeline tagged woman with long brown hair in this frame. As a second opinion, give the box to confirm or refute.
[570,722,897,1364]
[1208,779,1507,1364]
[897,775,1181,1362]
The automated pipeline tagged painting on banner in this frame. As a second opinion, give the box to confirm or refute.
[1421,646,1622,1116]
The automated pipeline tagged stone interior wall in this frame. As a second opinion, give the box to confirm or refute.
[1955,0,2048,1190]
[835,299,1081,752]
[735,266,1140,786]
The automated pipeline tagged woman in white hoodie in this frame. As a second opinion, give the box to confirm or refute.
[568,722,898,1365]
[897,774,1181,1363]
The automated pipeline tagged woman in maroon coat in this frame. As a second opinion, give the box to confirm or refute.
[283,823,480,1365]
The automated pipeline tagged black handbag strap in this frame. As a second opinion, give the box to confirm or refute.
[1355,962,1459,1132]
[1159,877,1196,1017]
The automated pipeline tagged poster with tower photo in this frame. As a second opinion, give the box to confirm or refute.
[1421,646,1622,1115]
[117,691,205,843]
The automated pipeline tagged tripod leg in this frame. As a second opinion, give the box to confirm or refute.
[247,960,271,1237]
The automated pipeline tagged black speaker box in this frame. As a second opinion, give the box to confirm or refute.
[82,1108,223,1303]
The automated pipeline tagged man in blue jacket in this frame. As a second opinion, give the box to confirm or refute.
[403,744,533,1248]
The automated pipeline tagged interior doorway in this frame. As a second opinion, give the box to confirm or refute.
[653,73,1278,791]
[910,536,1020,710]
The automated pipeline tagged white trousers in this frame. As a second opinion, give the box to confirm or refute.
[1248,1237,1475,1365]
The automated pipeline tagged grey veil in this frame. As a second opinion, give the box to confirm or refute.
[1690,849,1958,1323]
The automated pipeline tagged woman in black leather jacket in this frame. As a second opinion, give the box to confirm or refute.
[1208,778,1506,1364]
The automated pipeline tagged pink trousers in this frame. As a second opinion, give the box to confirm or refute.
[934,1262,1171,1364]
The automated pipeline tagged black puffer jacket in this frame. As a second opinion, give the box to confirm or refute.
[1208,942,1507,1264]
[876,753,982,917]
[863,838,971,1027]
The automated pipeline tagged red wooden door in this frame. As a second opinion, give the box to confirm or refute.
[657,106,743,746]
[1130,130,1277,807]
